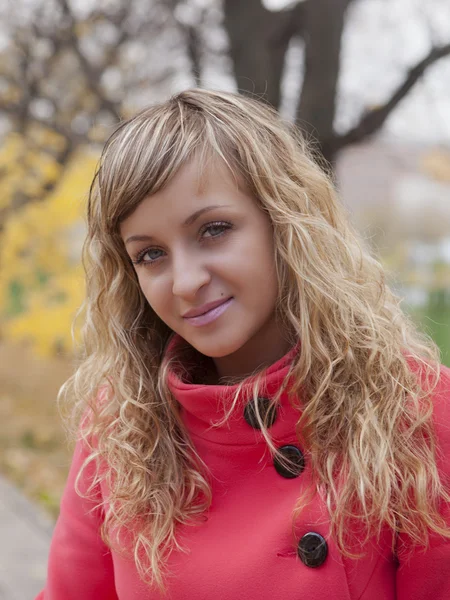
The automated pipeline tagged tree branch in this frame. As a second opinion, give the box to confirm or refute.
[335,43,450,151]
[57,0,122,120]
[0,79,86,146]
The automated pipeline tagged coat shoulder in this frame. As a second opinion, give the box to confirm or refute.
[430,364,450,458]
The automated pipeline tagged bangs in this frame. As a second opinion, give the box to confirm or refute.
[98,102,242,229]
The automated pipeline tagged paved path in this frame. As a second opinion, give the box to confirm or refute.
[0,475,53,600]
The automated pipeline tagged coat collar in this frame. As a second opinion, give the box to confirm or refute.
[167,336,302,446]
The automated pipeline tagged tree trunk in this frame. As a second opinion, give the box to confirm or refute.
[296,0,350,165]
[223,0,305,109]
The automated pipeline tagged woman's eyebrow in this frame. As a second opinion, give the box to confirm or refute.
[125,234,155,245]
[182,204,231,227]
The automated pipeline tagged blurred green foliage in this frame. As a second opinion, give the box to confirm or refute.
[413,290,450,367]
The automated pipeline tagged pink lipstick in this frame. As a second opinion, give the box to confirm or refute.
[183,297,233,327]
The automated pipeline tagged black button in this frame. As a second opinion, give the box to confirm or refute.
[297,532,328,568]
[273,445,305,478]
[243,397,277,429]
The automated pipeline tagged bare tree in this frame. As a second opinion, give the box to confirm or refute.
[223,0,450,163]
[0,0,181,219]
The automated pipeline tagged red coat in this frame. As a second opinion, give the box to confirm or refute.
[37,352,450,599]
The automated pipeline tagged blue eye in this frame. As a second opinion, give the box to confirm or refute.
[201,221,232,239]
[131,221,233,267]
[132,247,164,266]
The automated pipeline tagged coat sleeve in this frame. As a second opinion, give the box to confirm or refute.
[35,437,118,600]
[396,365,450,599]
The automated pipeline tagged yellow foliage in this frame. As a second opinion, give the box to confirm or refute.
[28,125,68,153]
[0,144,98,356]
[0,132,63,209]
[3,268,86,355]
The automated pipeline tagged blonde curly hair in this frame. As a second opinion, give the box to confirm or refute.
[61,88,449,592]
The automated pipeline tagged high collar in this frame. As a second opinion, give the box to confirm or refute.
[167,336,302,446]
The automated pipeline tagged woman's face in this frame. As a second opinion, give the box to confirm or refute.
[120,157,290,378]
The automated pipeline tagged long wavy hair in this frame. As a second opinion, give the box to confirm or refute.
[61,88,449,592]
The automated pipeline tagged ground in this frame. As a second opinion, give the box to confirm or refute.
[0,342,72,518]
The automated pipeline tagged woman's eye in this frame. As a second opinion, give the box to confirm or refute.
[133,247,164,265]
[201,221,232,239]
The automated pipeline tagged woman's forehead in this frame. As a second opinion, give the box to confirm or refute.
[119,158,255,240]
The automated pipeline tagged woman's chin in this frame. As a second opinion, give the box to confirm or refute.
[187,335,246,360]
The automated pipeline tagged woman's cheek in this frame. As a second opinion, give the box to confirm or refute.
[136,273,153,304]
[141,278,168,316]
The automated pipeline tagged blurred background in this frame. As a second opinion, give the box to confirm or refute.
[0,0,449,521]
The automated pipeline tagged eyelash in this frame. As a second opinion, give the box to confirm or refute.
[131,221,233,266]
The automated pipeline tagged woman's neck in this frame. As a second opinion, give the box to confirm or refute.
[211,319,294,383]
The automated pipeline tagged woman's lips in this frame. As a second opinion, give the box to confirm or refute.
[183,297,233,327]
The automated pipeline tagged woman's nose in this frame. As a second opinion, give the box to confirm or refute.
[171,253,211,300]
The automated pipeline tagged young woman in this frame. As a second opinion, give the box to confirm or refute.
[37,89,450,599]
